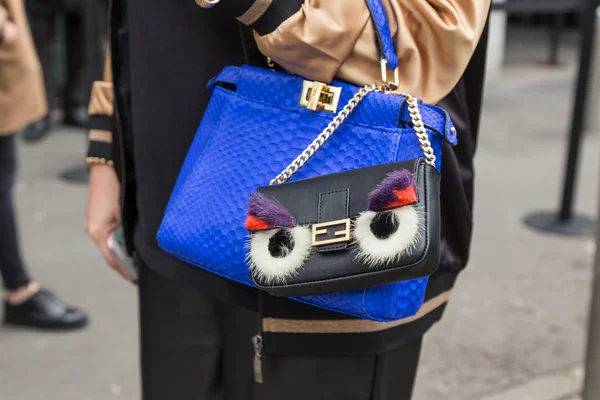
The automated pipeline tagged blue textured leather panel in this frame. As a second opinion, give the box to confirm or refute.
[158,66,454,321]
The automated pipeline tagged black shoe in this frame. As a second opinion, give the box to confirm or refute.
[63,107,90,128]
[21,116,52,143]
[4,289,88,331]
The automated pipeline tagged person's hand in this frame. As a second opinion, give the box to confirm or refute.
[84,163,135,283]
[0,8,17,44]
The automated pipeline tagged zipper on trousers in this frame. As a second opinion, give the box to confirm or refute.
[253,291,264,384]
[252,334,263,384]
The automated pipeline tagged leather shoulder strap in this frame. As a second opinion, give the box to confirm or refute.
[365,0,398,69]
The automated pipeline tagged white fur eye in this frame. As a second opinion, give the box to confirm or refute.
[248,226,312,284]
[353,206,420,268]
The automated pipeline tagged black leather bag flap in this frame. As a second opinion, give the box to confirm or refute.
[248,158,441,296]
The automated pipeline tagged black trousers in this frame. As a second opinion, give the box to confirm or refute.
[0,135,31,290]
[139,263,422,400]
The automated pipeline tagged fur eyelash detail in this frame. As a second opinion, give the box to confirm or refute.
[246,192,295,231]
[247,226,312,285]
[368,169,417,211]
[353,206,422,268]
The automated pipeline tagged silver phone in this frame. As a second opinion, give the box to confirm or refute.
[107,228,138,281]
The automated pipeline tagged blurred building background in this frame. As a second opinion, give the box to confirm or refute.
[18,0,105,142]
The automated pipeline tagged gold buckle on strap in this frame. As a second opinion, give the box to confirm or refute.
[380,59,400,91]
[299,81,342,113]
[311,219,351,247]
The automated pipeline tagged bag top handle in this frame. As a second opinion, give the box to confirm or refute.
[365,0,399,70]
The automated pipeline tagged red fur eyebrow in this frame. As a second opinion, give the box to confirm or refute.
[245,215,273,231]
[384,187,417,209]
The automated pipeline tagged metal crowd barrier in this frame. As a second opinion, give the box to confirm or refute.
[522,0,597,236]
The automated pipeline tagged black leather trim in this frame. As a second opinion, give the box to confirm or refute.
[86,141,113,160]
[250,0,304,36]
[88,115,113,132]
[251,158,441,296]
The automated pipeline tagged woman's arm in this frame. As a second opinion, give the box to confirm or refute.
[86,51,114,165]
[84,50,134,282]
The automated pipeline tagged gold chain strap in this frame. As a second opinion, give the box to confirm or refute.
[270,85,436,185]
[403,94,437,167]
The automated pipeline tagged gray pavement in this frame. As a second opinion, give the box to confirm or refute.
[414,63,599,399]
[0,129,139,399]
[1,26,599,400]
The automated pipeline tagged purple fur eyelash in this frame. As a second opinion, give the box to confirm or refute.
[368,169,416,211]
[248,192,295,228]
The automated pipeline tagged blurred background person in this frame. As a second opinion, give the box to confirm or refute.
[20,0,106,142]
[0,0,87,329]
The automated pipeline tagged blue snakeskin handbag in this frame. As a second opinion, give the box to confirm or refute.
[157,0,456,322]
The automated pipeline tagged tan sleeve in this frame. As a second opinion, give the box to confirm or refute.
[253,0,491,103]
[88,81,114,116]
[87,49,114,162]
[88,51,114,117]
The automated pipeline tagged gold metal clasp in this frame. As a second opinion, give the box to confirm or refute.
[380,59,400,91]
[311,219,351,247]
[299,81,342,113]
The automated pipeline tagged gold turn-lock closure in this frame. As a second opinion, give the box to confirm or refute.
[299,81,342,113]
